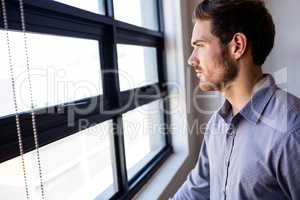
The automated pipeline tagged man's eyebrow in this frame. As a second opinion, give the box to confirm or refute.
[191,39,208,46]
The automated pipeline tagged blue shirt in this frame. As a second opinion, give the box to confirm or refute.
[171,74,300,200]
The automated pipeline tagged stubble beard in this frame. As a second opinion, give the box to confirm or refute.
[199,46,239,91]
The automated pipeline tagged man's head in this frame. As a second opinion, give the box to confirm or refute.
[188,0,275,91]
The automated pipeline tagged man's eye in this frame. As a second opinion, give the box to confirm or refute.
[195,43,204,47]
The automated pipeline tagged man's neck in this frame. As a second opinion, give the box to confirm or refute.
[221,66,264,116]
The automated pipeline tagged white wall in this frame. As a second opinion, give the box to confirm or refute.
[264,0,300,97]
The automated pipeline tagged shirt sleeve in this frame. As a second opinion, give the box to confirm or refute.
[170,137,210,200]
[276,128,300,199]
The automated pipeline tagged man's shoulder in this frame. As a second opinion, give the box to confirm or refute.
[262,87,300,133]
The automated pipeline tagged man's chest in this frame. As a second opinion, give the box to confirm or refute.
[206,124,282,199]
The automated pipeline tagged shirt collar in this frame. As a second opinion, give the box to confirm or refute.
[218,74,277,125]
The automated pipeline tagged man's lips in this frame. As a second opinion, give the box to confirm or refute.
[195,71,202,79]
[196,73,202,79]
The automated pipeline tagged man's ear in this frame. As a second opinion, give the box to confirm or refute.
[228,32,247,60]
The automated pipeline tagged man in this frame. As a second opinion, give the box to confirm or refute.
[171,0,300,200]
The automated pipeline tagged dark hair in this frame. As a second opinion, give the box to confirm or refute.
[194,0,275,66]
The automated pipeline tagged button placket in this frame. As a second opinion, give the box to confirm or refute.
[223,124,236,200]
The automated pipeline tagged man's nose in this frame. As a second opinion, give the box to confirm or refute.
[187,52,199,69]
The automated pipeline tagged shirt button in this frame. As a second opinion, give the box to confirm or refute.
[228,130,235,136]
[226,160,230,166]
[227,124,235,135]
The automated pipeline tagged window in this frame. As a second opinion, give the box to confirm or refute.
[0,30,102,117]
[54,0,106,15]
[0,0,171,199]
[123,100,166,180]
[0,120,116,199]
[113,0,159,30]
[117,44,158,91]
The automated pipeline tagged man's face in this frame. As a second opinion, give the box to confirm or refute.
[188,19,238,91]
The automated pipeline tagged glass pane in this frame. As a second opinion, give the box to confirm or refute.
[0,30,102,118]
[122,100,166,179]
[0,120,116,200]
[54,0,106,15]
[113,0,159,30]
[117,44,159,91]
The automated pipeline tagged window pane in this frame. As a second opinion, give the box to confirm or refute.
[117,44,159,91]
[54,0,106,15]
[122,100,166,179]
[0,120,116,200]
[0,30,102,117]
[113,0,159,30]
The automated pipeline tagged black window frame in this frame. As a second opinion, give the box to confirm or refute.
[0,0,172,199]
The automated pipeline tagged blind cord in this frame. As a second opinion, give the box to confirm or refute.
[1,0,46,199]
[18,0,46,199]
[0,0,30,199]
